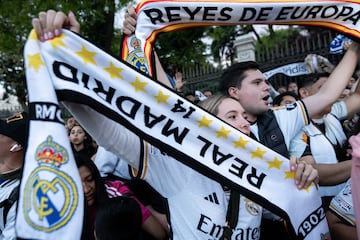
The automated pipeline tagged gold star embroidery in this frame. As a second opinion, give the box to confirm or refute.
[250,147,266,159]
[197,116,212,128]
[301,186,311,192]
[29,30,38,40]
[103,62,124,80]
[267,157,283,169]
[154,90,170,104]
[216,126,231,138]
[75,45,97,65]
[50,34,66,49]
[284,171,312,192]
[284,171,295,180]
[233,136,249,149]
[130,77,148,92]
[27,53,44,72]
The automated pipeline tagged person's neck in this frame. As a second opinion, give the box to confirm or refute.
[73,143,84,152]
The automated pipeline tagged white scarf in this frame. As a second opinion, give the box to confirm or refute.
[19,29,328,239]
[15,31,84,240]
[122,0,360,75]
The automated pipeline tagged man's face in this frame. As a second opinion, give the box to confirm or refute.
[229,69,270,121]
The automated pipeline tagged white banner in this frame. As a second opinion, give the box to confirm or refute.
[263,62,308,79]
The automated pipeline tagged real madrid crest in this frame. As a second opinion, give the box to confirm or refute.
[23,135,78,232]
[126,36,150,75]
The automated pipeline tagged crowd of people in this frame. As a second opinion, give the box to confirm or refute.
[1,4,360,240]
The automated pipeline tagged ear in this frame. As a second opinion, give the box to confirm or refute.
[298,87,308,99]
[228,86,238,98]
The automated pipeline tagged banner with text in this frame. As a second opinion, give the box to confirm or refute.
[121,0,360,74]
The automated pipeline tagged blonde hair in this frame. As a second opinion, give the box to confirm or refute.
[197,94,232,115]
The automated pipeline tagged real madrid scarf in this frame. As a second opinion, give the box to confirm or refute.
[19,29,328,240]
[15,30,84,239]
[19,0,360,238]
[121,0,360,76]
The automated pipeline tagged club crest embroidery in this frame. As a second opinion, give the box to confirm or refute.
[244,198,261,216]
[126,36,150,75]
[22,135,78,232]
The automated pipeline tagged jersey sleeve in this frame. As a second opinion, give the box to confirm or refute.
[63,102,142,169]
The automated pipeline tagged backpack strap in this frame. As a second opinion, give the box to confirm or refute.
[220,190,240,240]
[0,185,20,225]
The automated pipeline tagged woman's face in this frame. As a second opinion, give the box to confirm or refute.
[69,125,86,145]
[216,98,250,136]
[78,165,96,206]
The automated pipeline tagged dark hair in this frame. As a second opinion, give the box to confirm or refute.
[297,72,331,89]
[74,154,108,206]
[219,61,260,94]
[272,91,300,106]
[95,196,142,240]
[69,124,97,158]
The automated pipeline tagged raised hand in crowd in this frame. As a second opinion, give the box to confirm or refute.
[32,9,80,41]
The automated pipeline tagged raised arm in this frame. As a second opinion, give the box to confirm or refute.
[303,42,360,118]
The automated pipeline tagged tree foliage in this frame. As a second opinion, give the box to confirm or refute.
[255,26,300,54]
[154,27,209,72]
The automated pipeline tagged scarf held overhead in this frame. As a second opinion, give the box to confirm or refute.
[23,29,328,239]
[121,0,360,75]
[15,31,84,239]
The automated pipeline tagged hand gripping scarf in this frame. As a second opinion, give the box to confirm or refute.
[18,1,360,239]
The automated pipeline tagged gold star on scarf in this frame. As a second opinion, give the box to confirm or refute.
[154,90,170,104]
[29,30,38,40]
[197,116,212,128]
[104,62,124,80]
[75,45,97,65]
[233,136,249,149]
[268,157,283,169]
[284,171,295,180]
[130,77,148,92]
[50,34,66,49]
[216,126,231,138]
[250,147,266,159]
[27,53,44,72]
[301,186,311,192]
